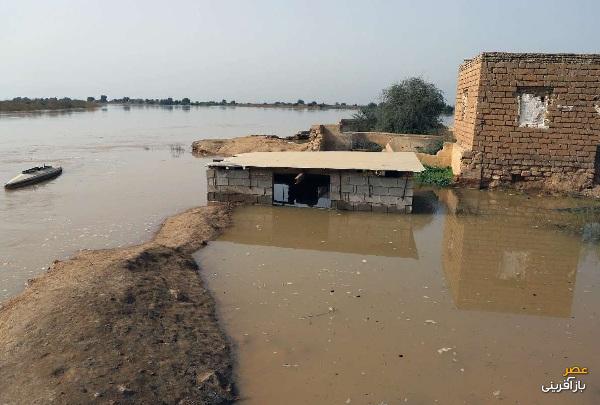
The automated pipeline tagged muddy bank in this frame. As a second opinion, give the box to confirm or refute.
[0,204,235,404]
[191,134,321,156]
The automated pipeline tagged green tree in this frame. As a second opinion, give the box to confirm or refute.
[296,99,305,105]
[87,96,95,102]
[352,102,378,131]
[354,78,446,134]
[100,95,108,103]
[181,97,190,105]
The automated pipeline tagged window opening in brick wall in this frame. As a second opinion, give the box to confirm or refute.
[273,172,330,208]
[517,87,553,129]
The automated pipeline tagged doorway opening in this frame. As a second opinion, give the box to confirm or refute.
[272,172,330,208]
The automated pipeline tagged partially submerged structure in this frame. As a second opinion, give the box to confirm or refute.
[453,52,600,189]
[207,151,424,213]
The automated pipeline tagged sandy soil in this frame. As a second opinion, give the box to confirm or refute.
[191,135,319,157]
[0,204,235,405]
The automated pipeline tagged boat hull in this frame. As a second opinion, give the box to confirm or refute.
[4,167,63,189]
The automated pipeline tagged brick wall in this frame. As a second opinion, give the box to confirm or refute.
[207,166,415,213]
[206,167,273,204]
[329,171,414,213]
[454,52,600,189]
[453,56,484,150]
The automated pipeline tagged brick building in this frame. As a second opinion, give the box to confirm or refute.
[453,52,600,189]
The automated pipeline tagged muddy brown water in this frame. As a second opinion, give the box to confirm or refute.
[0,105,352,301]
[195,189,600,404]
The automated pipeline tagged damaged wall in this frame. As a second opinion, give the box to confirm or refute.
[453,52,600,189]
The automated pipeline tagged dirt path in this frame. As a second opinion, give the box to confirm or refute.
[0,204,235,405]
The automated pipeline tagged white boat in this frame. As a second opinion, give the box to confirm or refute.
[4,165,63,189]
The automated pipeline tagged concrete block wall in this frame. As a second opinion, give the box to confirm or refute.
[329,171,414,213]
[207,167,415,213]
[207,167,273,204]
[454,52,600,188]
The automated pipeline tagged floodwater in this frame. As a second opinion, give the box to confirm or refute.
[196,189,600,404]
[0,105,352,301]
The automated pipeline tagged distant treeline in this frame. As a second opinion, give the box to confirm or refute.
[0,97,96,112]
[105,96,358,109]
[0,96,360,112]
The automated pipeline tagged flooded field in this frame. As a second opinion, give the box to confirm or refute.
[196,190,600,404]
[0,105,351,301]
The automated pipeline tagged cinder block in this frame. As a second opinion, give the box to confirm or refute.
[355,185,369,194]
[387,187,405,197]
[355,203,372,212]
[216,178,229,186]
[348,175,368,185]
[207,184,217,193]
[341,184,354,193]
[228,178,251,187]
[257,195,272,204]
[370,177,399,187]
[227,170,250,179]
[206,168,216,178]
[215,169,229,178]
[348,193,366,203]
[381,195,401,205]
[371,186,388,195]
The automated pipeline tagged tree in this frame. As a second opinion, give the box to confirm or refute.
[87,96,95,102]
[354,78,446,134]
[100,95,108,103]
[352,102,378,131]
[181,97,190,105]
[296,99,305,105]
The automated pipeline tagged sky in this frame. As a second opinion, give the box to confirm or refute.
[1,0,599,105]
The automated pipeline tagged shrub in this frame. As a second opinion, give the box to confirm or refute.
[414,166,453,187]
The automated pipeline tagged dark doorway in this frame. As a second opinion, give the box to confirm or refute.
[273,173,330,208]
[595,145,600,185]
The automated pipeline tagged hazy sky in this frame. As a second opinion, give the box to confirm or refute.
[1,0,599,104]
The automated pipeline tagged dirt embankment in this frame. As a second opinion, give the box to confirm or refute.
[191,134,321,157]
[0,204,235,405]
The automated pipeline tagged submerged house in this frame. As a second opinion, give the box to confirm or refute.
[207,151,424,213]
[453,52,600,189]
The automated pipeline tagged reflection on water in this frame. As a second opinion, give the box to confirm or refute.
[197,190,600,404]
[219,206,427,258]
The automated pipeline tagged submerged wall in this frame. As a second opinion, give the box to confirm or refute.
[207,166,415,213]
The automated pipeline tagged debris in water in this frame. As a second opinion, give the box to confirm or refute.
[361,259,367,263]
[437,347,453,354]
[424,320,437,325]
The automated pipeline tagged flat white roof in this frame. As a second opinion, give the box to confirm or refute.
[208,151,424,172]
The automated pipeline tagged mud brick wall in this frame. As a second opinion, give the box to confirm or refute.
[453,52,600,188]
[329,171,414,213]
[454,57,484,150]
[207,167,273,204]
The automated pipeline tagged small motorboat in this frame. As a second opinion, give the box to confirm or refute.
[4,165,63,189]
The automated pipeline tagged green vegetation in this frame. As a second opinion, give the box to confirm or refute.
[353,77,452,134]
[0,97,97,112]
[414,166,453,187]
